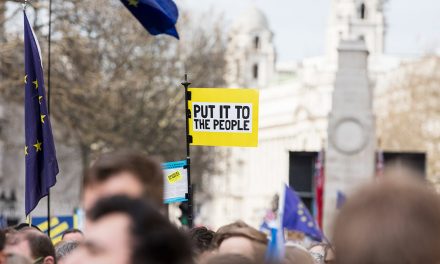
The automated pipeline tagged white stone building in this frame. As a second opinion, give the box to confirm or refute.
[198,0,414,233]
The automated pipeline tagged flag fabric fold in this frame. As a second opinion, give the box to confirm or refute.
[120,0,180,39]
[265,224,285,263]
[283,185,323,242]
[265,184,324,263]
[24,11,59,216]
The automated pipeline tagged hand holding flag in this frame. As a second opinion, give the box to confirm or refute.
[266,184,324,263]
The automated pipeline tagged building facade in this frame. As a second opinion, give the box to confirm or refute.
[197,0,428,234]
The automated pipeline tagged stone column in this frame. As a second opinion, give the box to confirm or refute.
[324,40,375,236]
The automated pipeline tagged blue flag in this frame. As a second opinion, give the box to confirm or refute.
[283,185,323,241]
[24,12,59,216]
[120,0,180,39]
[266,225,284,262]
[336,190,347,209]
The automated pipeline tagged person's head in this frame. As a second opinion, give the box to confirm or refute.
[83,150,164,212]
[333,171,440,264]
[213,221,267,263]
[5,229,55,264]
[283,245,315,264]
[61,229,83,242]
[201,254,255,264]
[64,196,193,264]
[308,243,334,264]
[13,224,40,233]
[55,241,79,263]
[0,230,5,251]
[189,226,215,258]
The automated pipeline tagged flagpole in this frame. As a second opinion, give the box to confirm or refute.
[22,1,30,227]
[181,74,193,228]
[46,0,53,238]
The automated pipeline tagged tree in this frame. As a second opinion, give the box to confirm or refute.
[0,0,226,187]
[376,55,440,186]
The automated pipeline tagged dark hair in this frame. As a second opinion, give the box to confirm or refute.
[84,150,164,206]
[189,227,215,255]
[61,228,83,239]
[55,240,80,261]
[0,229,5,251]
[202,254,255,264]
[88,196,193,264]
[14,223,41,232]
[21,230,56,263]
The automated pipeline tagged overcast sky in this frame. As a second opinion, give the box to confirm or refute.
[179,0,440,62]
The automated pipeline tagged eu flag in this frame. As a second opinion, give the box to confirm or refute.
[283,185,323,241]
[120,0,180,39]
[266,225,284,263]
[24,11,59,216]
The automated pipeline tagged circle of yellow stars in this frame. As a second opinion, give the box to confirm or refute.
[297,203,316,228]
[23,75,46,157]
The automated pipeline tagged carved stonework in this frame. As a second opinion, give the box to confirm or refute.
[324,40,376,235]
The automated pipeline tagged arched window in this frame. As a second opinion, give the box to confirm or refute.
[358,3,366,19]
[253,64,259,79]
[254,36,260,49]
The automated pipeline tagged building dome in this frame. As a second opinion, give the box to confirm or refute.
[231,6,270,33]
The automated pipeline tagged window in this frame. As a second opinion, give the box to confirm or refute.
[358,3,366,19]
[254,36,260,49]
[253,64,259,79]
[380,152,426,177]
[289,151,318,213]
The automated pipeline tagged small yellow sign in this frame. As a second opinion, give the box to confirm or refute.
[189,88,259,147]
[167,170,182,184]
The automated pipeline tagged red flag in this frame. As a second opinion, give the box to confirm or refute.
[314,150,325,229]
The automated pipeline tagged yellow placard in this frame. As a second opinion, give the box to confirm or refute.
[167,170,182,184]
[189,88,259,147]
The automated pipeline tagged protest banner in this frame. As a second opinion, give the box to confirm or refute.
[32,215,78,244]
[188,88,259,147]
[163,160,188,204]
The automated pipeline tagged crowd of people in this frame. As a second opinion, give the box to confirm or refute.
[0,150,439,264]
